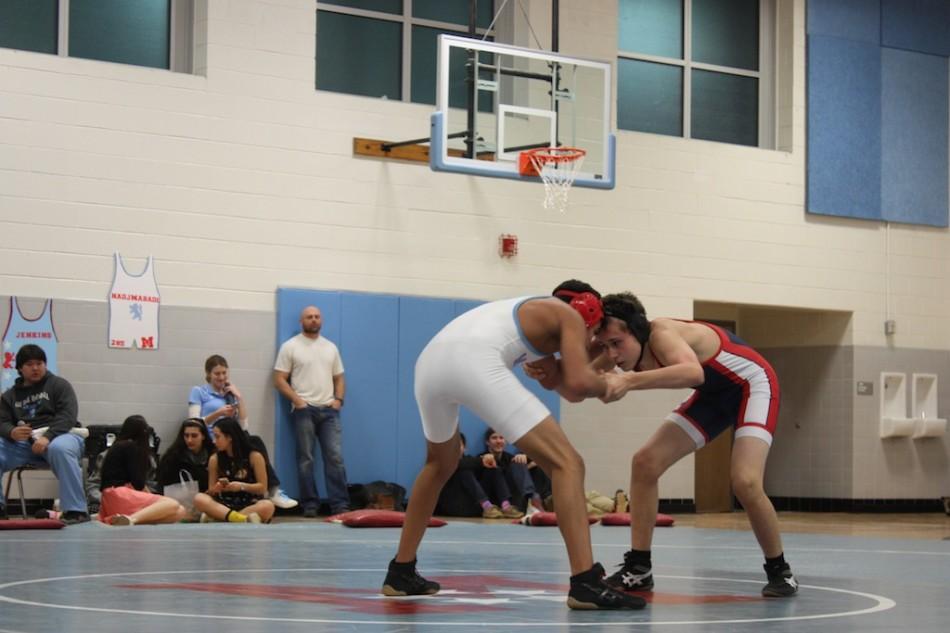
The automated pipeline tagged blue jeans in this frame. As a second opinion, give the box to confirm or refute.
[293,405,349,512]
[0,434,87,513]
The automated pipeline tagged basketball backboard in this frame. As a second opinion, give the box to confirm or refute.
[431,34,615,189]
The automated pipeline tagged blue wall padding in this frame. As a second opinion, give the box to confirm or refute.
[807,34,882,221]
[339,293,400,484]
[807,0,880,43]
[275,289,562,498]
[882,0,950,56]
[881,48,950,227]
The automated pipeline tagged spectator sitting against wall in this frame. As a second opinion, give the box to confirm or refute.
[435,433,509,519]
[98,415,186,526]
[188,354,297,509]
[157,418,214,494]
[475,429,528,520]
[0,344,89,524]
[193,417,275,524]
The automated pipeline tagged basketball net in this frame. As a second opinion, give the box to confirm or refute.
[520,147,586,213]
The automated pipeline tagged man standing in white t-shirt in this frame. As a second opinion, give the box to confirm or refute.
[273,306,348,518]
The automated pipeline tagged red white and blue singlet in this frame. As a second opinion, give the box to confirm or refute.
[665,322,780,448]
[1,297,58,392]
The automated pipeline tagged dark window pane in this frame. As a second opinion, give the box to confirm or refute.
[692,0,758,70]
[319,0,402,15]
[317,11,401,99]
[69,0,169,69]
[413,0,494,29]
[618,0,682,59]
[0,0,57,54]
[691,69,757,146]
[411,26,492,111]
[618,58,682,136]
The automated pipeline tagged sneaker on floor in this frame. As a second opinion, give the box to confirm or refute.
[302,506,319,518]
[381,559,440,596]
[111,514,133,526]
[605,551,654,592]
[270,488,298,509]
[482,505,503,519]
[568,563,646,610]
[61,511,90,525]
[246,512,262,524]
[762,565,799,597]
[501,505,524,519]
[199,512,213,523]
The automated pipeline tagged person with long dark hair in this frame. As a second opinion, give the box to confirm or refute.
[193,417,275,523]
[99,415,186,526]
[156,418,214,493]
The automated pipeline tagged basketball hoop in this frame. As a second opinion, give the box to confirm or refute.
[518,147,586,213]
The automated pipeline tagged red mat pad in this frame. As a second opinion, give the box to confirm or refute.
[0,518,65,530]
[599,512,675,527]
[325,509,447,528]
[513,511,600,526]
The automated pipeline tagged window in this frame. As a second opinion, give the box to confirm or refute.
[617,0,774,148]
[0,0,194,73]
[316,0,495,104]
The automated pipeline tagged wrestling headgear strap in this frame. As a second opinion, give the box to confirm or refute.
[554,290,604,329]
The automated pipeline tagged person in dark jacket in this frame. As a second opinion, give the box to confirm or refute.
[435,434,506,518]
[0,345,88,523]
[98,415,186,526]
[157,418,214,494]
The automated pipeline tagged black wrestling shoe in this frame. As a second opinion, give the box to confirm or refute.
[762,564,799,597]
[381,559,441,596]
[568,563,647,610]
[606,550,654,592]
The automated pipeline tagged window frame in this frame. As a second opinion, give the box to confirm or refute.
[315,1,494,103]
[617,0,775,149]
[34,0,193,73]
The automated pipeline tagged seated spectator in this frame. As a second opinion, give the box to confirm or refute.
[481,428,548,514]
[435,433,509,519]
[0,345,89,523]
[477,429,527,519]
[189,354,297,509]
[98,415,186,526]
[193,417,275,523]
[157,418,214,493]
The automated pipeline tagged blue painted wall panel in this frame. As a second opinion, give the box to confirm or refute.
[881,48,950,227]
[807,0,880,43]
[339,293,400,485]
[395,297,456,489]
[807,34,882,221]
[881,0,950,56]
[274,289,342,500]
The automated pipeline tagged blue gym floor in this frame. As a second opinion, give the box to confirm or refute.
[1,517,948,632]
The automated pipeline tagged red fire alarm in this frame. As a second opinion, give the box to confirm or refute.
[499,234,518,258]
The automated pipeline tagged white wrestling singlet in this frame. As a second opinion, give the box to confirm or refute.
[414,296,551,443]
[108,252,160,349]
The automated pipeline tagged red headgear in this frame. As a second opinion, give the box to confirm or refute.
[554,290,604,329]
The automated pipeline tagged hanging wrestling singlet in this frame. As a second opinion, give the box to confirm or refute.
[108,252,160,349]
[1,297,58,391]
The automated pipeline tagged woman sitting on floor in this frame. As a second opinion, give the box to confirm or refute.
[156,418,214,494]
[99,415,187,526]
[193,417,275,524]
